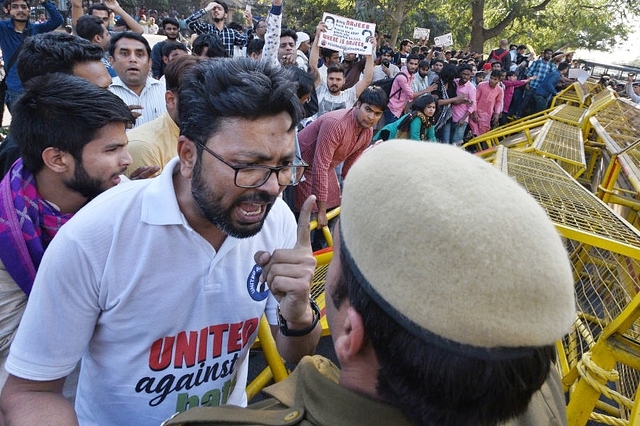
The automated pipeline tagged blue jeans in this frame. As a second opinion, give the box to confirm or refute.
[439,120,452,144]
[440,120,468,144]
[534,94,550,112]
[383,108,399,126]
[516,87,535,117]
[451,121,468,143]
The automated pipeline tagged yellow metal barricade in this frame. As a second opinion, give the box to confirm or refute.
[493,146,640,426]
[462,109,550,153]
[531,119,586,179]
[590,100,640,230]
[551,82,590,108]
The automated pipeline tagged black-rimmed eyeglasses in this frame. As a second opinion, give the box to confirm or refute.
[197,141,308,188]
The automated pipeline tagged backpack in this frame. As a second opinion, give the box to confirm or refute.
[489,48,509,62]
[372,111,416,142]
[396,111,417,131]
[370,73,407,100]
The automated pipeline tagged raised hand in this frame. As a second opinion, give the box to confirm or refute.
[253,195,317,327]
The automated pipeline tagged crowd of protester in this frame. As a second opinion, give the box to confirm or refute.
[0,0,633,424]
[68,3,638,146]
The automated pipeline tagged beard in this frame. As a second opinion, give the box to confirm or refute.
[213,16,225,23]
[328,85,341,94]
[190,157,276,238]
[64,159,110,201]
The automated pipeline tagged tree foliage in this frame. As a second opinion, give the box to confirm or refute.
[444,0,638,53]
[256,0,637,57]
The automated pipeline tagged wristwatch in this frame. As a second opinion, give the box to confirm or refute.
[277,299,320,337]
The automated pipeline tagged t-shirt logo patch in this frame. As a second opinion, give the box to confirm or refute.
[247,264,269,301]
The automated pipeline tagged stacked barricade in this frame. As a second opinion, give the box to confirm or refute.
[479,82,640,425]
[493,146,640,425]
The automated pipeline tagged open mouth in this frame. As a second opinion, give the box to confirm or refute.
[235,202,269,225]
[238,203,264,217]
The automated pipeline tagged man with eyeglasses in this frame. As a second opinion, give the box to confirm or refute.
[0,0,63,111]
[0,58,320,426]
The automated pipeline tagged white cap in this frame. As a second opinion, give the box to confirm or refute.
[296,32,310,49]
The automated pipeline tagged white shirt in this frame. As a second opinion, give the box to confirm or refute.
[372,63,400,82]
[314,83,357,118]
[412,73,430,94]
[296,50,309,72]
[109,76,166,129]
[6,158,297,425]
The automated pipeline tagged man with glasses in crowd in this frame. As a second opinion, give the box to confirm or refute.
[0,0,63,111]
[0,58,320,426]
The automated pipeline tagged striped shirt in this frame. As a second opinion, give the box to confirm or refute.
[294,108,371,212]
[109,77,166,129]
[185,9,252,58]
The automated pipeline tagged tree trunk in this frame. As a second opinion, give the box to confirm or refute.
[470,0,486,54]
[355,0,370,23]
[388,0,408,49]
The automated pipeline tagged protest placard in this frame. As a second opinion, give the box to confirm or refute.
[434,33,453,47]
[568,68,589,84]
[318,12,376,54]
[413,27,430,40]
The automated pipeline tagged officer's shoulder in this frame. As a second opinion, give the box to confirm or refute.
[162,402,306,426]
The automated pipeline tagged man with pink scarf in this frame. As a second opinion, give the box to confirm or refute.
[0,74,134,387]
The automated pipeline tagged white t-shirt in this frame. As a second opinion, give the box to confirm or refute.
[372,63,399,82]
[6,158,297,426]
[315,83,357,118]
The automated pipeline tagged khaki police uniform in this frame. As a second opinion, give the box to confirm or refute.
[164,355,567,426]
[163,355,415,426]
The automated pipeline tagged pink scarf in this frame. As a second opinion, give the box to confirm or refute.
[0,159,72,295]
